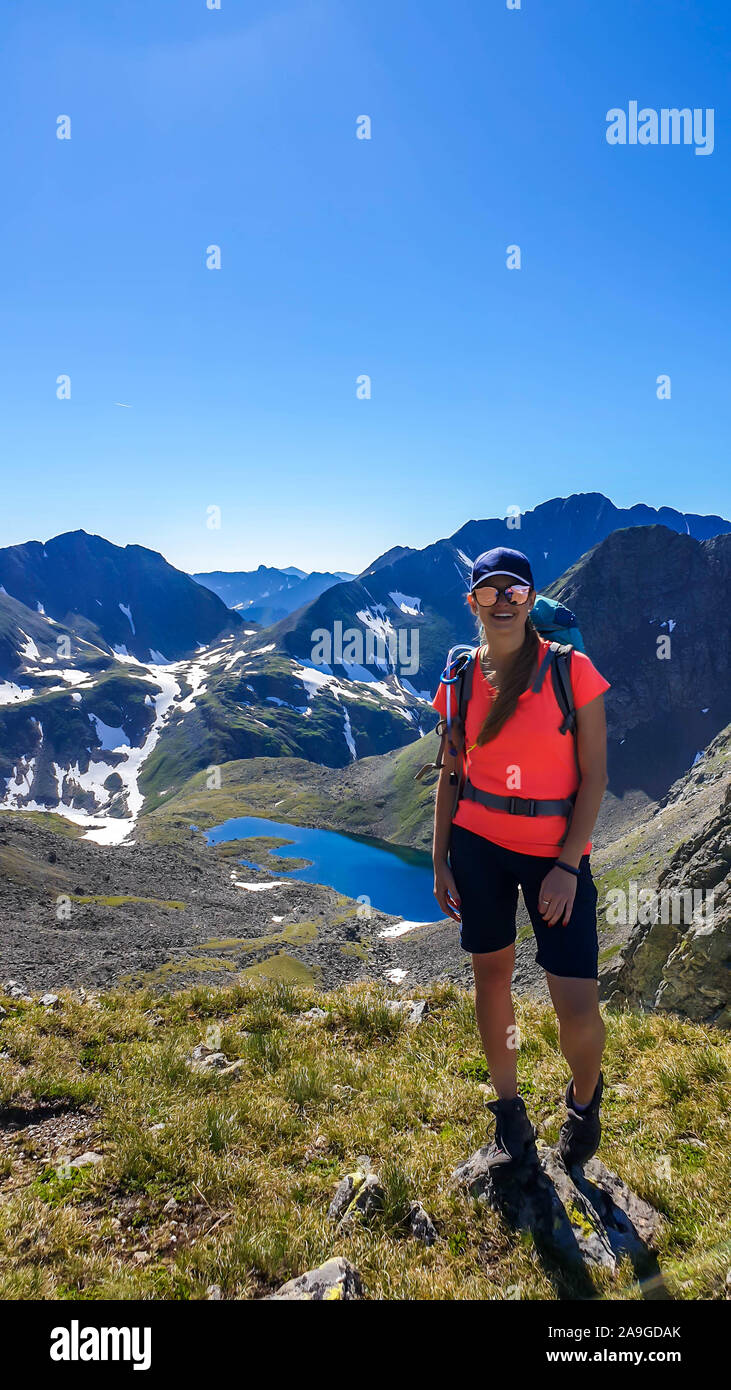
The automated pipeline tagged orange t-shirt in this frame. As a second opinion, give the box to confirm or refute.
[431,638,610,856]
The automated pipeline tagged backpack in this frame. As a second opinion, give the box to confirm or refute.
[414,597,584,826]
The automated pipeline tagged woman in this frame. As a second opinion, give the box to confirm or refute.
[432,546,611,1172]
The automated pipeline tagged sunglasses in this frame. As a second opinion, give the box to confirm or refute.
[472,583,532,606]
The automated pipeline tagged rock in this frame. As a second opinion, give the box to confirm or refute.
[265,1257,363,1301]
[218,1059,247,1078]
[337,1173,385,1233]
[4,982,32,1002]
[0,1005,6,1019]
[603,782,730,1028]
[70,1151,104,1168]
[407,1000,429,1025]
[298,1008,327,1024]
[451,1141,663,1275]
[40,993,59,1009]
[188,1044,230,1074]
[206,1284,223,1300]
[384,998,429,1025]
[408,1201,438,1245]
[328,1170,366,1223]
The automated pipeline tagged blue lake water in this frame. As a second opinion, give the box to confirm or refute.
[202,815,439,922]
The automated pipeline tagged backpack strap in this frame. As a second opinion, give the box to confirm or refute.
[549,643,576,735]
[413,645,478,783]
[546,643,581,845]
[458,648,478,726]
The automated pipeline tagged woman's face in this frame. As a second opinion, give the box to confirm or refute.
[469,573,535,637]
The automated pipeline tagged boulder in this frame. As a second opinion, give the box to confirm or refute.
[336,1173,385,1233]
[452,1141,663,1276]
[70,1151,104,1169]
[603,781,730,1028]
[408,1200,438,1245]
[266,1257,363,1300]
[327,1169,367,1223]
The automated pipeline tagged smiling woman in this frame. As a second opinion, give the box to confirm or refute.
[431,545,611,1174]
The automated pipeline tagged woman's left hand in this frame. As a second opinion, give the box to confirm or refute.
[538,865,578,926]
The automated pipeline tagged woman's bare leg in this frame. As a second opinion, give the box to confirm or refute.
[545,973,605,1105]
[472,943,518,1099]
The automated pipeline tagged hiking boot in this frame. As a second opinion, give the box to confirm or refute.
[484,1095,539,1171]
[556,1070,604,1169]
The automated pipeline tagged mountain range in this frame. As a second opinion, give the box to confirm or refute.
[1,493,729,842]
[0,530,242,664]
[192,564,355,626]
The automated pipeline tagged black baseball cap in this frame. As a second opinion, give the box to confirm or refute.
[469,546,534,592]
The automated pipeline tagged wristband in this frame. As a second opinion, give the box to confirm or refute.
[555,859,580,878]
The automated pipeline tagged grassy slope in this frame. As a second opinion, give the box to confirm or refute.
[1,978,729,1301]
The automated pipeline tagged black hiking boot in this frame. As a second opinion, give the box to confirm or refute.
[484,1095,539,1172]
[556,1070,604,1169]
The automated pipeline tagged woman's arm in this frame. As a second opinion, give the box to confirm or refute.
[559,692,609,869]
[538,692,608,926]
[432,735,462,921]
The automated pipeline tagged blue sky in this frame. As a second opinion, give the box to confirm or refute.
[1,0,729,573]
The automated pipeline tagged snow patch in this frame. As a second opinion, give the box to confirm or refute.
[88,714,130,750]
[234,880,290,892]
[341,702,357,760]
[18,630,40,661]
[400,677,433,700]
[0,681,35,706]
[388,591,422,616]
[379,921,429,938]
[176,663,208,714]
[119,602,136,634]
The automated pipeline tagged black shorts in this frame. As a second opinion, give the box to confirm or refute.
[448,822,599,980]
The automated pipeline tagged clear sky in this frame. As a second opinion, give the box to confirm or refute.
[1,0,729,573]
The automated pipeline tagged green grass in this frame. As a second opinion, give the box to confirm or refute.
[0,979,729,1301]
[135,741,437,854]
[0,810,86,839]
